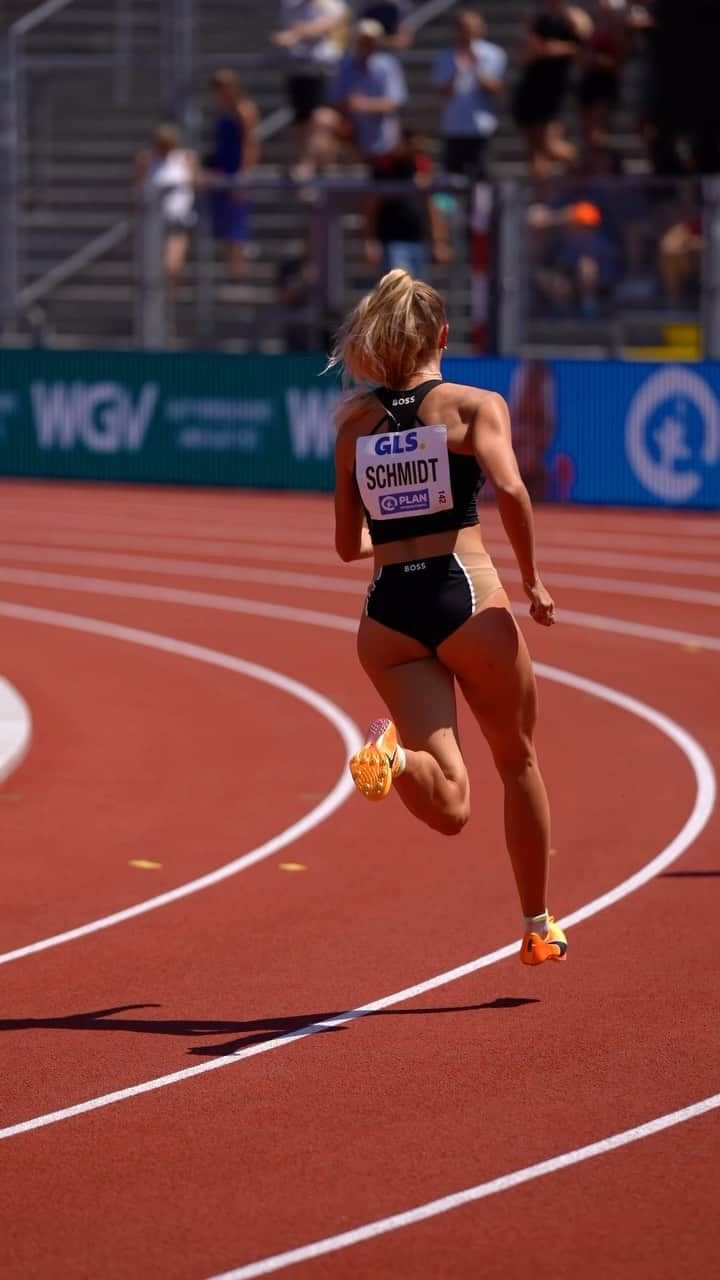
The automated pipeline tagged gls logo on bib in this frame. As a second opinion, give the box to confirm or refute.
[355,424,452,520]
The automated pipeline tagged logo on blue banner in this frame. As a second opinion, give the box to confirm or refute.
[625,368,720,503]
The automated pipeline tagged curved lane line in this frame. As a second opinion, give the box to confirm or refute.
[2,533,720,578]
[0,636,713,1139]
[207,1092,720,1279]
[0,570,719,653]
[5,520,720,558]
[0,676,32,784]
[0,602,362,967]
[1,551,720,610]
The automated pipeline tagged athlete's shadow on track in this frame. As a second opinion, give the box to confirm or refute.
[0,997,539,1057]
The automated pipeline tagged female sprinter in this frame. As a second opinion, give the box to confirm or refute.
[332,269,566,965]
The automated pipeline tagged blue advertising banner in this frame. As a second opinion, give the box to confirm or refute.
[450,357,720,509]
[0,349,719,508]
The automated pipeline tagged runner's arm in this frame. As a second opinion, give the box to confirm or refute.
[334,428,374,561]
[471,392,555,625]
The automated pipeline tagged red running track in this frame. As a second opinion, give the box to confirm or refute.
[0,481,718,1279]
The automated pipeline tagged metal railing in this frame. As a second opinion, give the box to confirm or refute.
[127,171,720,359]
[0,0,191,330]
[0,0,467,335]
[135,172,474,351]
[495,173,714,357]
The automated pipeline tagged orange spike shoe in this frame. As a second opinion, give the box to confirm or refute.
[519,916,568,966]
[349,717,403,802]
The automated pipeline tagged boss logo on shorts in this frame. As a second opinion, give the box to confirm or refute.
[404,561,427,572]
[379,489,430,515]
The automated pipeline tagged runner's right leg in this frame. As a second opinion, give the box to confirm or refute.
[354,612,470,837]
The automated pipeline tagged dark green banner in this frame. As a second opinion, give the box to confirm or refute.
[0,349,343,489]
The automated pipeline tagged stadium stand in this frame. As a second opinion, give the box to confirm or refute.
[0,0,653,353]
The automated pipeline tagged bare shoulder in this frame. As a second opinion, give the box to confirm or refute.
[434,381,509,425]
[334,399,372,469]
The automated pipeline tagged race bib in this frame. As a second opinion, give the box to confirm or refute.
[355,424,452,521]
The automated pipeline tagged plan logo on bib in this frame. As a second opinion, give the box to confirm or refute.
[379,489,430,515]
[625,368,720,503]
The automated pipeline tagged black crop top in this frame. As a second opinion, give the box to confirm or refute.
[359,379,485,546]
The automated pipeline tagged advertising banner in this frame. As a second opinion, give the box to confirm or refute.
[0,349,342,490]
[1,349,719,508]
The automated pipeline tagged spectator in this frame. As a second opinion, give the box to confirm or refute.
[577,1,651,148]
[364,129,451,275]
[529,198,619,317]
[512,1,591,177]
[659,212,703,307]
[432,9,507,182]
[357,0,414,50]
[134,124,198,294]
[576,3,625,147]
[271,0,349,182]
[331,18,407,165]
[204,69,259,278]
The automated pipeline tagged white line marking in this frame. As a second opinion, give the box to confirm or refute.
[0,676,32,784]
[206,1092,720,1279]
[2,545,720,609]
[0,602,362,967]
[559,608,720,652]
[2,533,719,578]
[1,510,718,552]
[0,548,369,596]
[0,567,717,652]
[0,642,713,1140]
[453,552,476,613]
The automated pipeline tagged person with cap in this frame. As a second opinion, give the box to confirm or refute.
[330,18,407,166]
[529,197,619,316]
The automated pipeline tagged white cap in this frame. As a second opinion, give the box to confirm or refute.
[354,18,385,39]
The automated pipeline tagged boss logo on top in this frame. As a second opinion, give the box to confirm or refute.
[355,425,452,519]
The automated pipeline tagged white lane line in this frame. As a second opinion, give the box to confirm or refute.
[207,1092,720,1279]
[0,647,714,1140]
[0,677,32,784]
[2,534,720,579]
[0,549,368,596]
[2,548,720,610]
[520,527,720,557]
[559,608,720,653]
[537,572,720,608]
[0,533,344,567]
[0,602,362,967]
[0,568,718,652]
[1,505,718,548]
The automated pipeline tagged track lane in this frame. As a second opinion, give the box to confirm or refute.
[0,488,717,1280]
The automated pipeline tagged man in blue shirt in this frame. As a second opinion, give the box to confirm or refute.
[433,9,507,180]
[331,18,407,164]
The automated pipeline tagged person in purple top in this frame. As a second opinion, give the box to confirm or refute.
[205,69,260,277]
[331,19,407,166]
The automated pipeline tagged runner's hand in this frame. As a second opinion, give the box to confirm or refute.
[524,577,556,627]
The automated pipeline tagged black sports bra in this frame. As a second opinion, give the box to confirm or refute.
[359,379,485,546]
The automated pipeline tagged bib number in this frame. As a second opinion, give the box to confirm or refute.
[355,425,452,521]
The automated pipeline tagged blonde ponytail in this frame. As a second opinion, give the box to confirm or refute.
[328,270,446,428]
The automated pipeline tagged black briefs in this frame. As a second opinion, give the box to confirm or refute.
[364,551,503,651]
